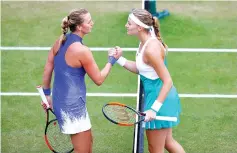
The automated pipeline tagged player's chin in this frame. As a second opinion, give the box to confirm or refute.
[127,31,133,35]
[85,30,92,35]
[87,28,93,33]
[127,30,136,36]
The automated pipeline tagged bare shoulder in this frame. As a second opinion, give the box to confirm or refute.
[146,39,162,54]
[52,37,61,55]
[69,42,91,55]
[144,38,166,61]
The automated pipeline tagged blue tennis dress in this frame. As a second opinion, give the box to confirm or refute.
[52,33,91,134]
[136,37,181,130]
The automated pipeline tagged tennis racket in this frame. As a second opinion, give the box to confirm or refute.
[102,102,177,126]
[36,86,74,153]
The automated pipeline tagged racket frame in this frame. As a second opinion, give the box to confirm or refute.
[36,86,74,153]
[102,102,178,126]
[102,102,143,126]
[44,108,57,152]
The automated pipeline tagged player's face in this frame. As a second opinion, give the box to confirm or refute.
[125,18,139,35]
[80,13,94,34]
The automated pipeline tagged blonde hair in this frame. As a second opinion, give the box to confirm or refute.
[59,8,88,45]
[131,8,168,49]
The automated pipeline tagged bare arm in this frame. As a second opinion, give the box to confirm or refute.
[115,47,138,74]
[42,39,60,108]
[145,41,173,103]
[123,60,139,74]
[78,45,113,86]
[42,40,59,89]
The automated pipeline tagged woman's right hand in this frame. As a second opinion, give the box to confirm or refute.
[108,48,116,56]
[107,46,123,65]
[108,47,121,65]
[114,46,123,59]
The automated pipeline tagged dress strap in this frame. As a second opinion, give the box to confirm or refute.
[140,37,156,54]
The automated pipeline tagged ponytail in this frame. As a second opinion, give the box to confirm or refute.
[59,16,69,45]
[52,16,69,56]
[152,17,168,53]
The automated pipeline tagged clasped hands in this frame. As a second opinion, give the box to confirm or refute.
[107,46,123,65]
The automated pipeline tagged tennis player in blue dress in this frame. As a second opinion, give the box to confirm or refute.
[42,8,119,153]
[114,8,185,153]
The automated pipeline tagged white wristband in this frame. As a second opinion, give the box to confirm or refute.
[116,57,127,66]
[151,100,163,112]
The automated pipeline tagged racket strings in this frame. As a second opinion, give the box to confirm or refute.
[47,120,73,153]
[104,105,137,124]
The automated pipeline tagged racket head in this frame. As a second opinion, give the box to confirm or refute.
[102,102,143,126]
[37,86,74,152]
[44,116,74,153]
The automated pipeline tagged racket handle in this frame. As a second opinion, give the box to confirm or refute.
[140,112,177,122]
[36,85,50,108]
[155,116,177,122]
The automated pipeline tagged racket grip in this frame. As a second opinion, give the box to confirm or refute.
[36,85,50,108]
[140,112,177,122]
[155,116,177,122]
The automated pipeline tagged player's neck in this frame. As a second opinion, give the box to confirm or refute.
[138,32,152,45]
[72,31,84,38]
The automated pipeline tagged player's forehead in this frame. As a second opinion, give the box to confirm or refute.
[82,13,91,22]
[127,17,136,24]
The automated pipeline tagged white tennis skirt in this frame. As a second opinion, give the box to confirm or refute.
[59,110,92,134]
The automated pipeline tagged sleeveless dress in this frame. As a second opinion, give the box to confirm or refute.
[136,37,181,130]
[52,33,91,134]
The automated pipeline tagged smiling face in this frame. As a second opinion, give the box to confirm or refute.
[125,9,154,36]
[125,18,140,36]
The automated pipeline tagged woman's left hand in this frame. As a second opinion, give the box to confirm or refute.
[144,109,156,122]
